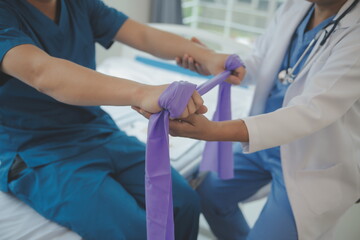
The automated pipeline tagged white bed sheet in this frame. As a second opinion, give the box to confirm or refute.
[0,192,81,240]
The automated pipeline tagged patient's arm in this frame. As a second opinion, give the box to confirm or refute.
[176,37,246,85]
[0,44,203,117]
[176,37,212,76]
[114,19,245,85]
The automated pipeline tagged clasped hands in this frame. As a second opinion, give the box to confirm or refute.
[132,37,246,140]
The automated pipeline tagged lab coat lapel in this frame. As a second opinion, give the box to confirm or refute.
[286,0,360,97]
[289,34,323,85]
[250,1,311,115]
[300,0,359,68]
[284,35,324,105]
[268,3,311,78]
[336,0,360,28]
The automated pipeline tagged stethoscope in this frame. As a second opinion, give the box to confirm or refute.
[278,0,359,85]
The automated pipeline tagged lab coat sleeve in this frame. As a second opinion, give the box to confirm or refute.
[242,28,360,153]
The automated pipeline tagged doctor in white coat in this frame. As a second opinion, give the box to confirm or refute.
[170,0,360,239]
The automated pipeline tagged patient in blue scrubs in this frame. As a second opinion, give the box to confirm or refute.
[0,0,244,239]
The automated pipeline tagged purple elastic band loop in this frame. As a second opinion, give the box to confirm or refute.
[196,54,244,95]
[159,81,197,119]
[225,54,244,70]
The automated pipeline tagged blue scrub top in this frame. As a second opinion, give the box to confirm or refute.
[0,0,128,191]
[262,7,334,162]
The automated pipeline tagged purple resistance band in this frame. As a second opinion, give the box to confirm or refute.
[198,54,245,180]
[145,54,244,240]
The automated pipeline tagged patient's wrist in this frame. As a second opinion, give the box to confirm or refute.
[205,53,228,76]
[132,83,148,107]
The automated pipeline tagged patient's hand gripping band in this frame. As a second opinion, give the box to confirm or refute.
[145,54,244,240]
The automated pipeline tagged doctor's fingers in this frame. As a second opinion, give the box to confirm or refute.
[175,57,183,67]
[169,120,185,137]
[180,55,210,76]
[194,62,210,76]
[187,57,197,72]
[169,114,209,139]
[176,54,210,75]
[131,106,152,119]
[226,66,246,85]
[169,117,196,138]
[181,54,190,69]
[177,55,196,72]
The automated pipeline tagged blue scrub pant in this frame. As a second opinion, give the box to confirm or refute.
[197,143,298,240]
[8,136,200,240]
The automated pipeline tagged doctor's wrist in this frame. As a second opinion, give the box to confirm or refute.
[213,120,249,142]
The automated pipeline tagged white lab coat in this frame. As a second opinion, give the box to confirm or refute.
[241,0,360,239]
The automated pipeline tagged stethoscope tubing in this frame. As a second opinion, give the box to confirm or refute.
[280,0,359,85]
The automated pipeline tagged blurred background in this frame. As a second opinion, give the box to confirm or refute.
[96,0,284,63]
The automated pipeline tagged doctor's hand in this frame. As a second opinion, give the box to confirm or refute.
[176,37,246,85]
[176,37,211,76]
[133,86,208,119]
[169,113,216,141]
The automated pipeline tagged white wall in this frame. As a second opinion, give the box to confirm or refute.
[96,0,151,64]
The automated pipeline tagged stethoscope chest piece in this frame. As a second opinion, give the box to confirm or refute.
[278,68,294,85]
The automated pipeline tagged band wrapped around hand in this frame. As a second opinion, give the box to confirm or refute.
[145,54,244,240]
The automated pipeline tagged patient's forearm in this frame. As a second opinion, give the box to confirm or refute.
[143,27,213,63]
[37,57,154,106]
[115,20,217,71]
[1,44,165,109]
